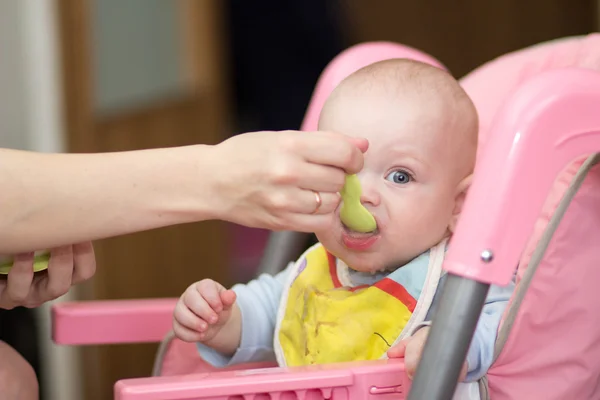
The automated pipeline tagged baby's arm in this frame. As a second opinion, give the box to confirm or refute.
[173,279,242,355]
[461,280,515,381]
[201,267,290,367]
[174,263,293,368]
[389,274,515,382]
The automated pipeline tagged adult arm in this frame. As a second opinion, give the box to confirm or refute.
[0,130,367,253]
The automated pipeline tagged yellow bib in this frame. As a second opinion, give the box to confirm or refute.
[275,245,420,367]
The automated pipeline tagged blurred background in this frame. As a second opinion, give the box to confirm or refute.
[0,0,596,398]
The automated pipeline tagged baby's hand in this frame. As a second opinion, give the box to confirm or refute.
[387,327,467,381]
[173,279,237,343]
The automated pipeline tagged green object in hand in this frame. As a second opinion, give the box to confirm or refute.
[0,253,51,275]
[340,174,377,233]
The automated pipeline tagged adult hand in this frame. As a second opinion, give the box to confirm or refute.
[209,130,368,232]
[0,242,96,309]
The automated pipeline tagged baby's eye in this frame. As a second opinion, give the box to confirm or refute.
[385,170,412,184]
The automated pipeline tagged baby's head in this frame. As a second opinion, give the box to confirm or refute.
[316,58,478,273]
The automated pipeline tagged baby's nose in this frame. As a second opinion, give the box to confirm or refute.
[359,180,380,207]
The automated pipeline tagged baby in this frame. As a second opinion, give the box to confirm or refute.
[173,59,514,384]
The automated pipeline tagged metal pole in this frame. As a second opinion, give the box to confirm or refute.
[256,231,309,276]
[407,274,490,400]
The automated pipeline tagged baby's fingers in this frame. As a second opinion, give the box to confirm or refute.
[185,286,219,324]
[459,362,468,382]
[404,341,426,380]
[195,280,226,313]
[174,301,208,333]
[220,289,236,309]
[387,340,407,359]
[173,317,204,343]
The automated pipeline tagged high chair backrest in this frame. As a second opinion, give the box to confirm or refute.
[256,42,445,276]
[460,33,600,399]
[462,33,600,274]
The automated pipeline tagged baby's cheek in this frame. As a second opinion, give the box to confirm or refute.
[403,203,450,242]
[315,231,335,248]
[315,231,346,260]
[386,221,428,253]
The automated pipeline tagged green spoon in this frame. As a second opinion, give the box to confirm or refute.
[340,174,377,233]
[0,252,51,275]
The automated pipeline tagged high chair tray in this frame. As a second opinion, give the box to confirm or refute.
[115,359,410,400]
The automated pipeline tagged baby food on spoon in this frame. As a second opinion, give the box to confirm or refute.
[340,174,377,233]
[0,252,50,275]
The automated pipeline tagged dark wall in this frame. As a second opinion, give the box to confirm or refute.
[224,0,596,132]
[342,0,597,78]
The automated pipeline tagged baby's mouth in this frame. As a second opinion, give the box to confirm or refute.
[341,223,380,251]
[342,223,380,237]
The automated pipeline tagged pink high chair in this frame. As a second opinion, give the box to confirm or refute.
[52,35,600,400]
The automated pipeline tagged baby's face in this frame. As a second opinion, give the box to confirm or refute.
[316,86,472,273]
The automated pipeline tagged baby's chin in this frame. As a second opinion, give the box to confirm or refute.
[316,231,411,273]
[327,244,398,274]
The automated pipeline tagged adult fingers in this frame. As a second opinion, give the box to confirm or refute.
[43,246,74,302]
[297,132,366,174]
[0,282,6,308]
[71,242,96,284]
[266,189,339,216]
[5,253,35,306]
[348,136,369,153]
[295,163,346,193]
[302,190,339,215]
[298,130,369,154]
[278,213,335,233]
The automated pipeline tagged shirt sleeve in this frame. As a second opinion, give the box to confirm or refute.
[417,273,516,382]
[196,262,292,367]
[463,278,515,381]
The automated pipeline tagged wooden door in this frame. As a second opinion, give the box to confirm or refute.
[57,1,232,398]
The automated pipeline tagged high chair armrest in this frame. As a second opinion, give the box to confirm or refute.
[52,298,178,345]
[113,359,411,400]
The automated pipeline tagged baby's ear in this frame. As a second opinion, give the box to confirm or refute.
[449,175,472,233]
